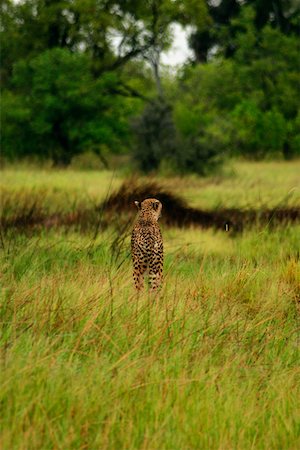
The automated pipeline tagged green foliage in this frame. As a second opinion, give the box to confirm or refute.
[230,16,300,158]
[288,112,300,158]
[2,48,138,165]
[1,91,32,160]
[173,12,300,161]
[1,0,300,169]
[132,95,226,176]
[131,12,300,173]
[231,102,287,158]
[132,99,177,172]
[233,14,300,119]
[1,0,178,165]
[188,0,300,63]
[173,102,229,175]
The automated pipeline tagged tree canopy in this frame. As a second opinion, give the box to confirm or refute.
[1,0,300,171]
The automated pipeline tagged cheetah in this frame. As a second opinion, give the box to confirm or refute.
[131,198,163,291]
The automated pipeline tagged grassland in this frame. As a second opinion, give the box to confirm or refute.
[2,161,300,217]
[1,161,300,449]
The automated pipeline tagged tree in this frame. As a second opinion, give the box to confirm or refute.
[132,98,177,172]
[1,0,209,165]
[116,0,209,97]
[229,14,300,158]
[2,48,139,165]
[174,8,300,160]
[188,0,300,63]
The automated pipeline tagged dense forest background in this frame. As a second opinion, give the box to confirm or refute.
[1,0,300,174]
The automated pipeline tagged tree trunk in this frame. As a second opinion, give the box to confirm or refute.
[153,58,163,98]
[52,120,71,167]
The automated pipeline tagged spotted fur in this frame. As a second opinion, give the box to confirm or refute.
[131,198,163,291]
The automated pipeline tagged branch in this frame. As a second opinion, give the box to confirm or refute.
[105,81,151,102]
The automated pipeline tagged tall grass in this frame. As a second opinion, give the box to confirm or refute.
[1,223,299,449]
[1,162,300,449]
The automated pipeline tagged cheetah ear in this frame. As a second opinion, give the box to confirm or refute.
[134,201,141,210]
[152,201,160,211]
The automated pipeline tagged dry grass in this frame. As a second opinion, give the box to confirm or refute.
[1,162,300,449]
[2,177,300,233]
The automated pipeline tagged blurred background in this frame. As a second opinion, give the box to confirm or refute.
[1,0,300,174]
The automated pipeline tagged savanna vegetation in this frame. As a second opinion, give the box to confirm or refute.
[1,162,300,449]
[1,1,300,449]
[1,0,300,172]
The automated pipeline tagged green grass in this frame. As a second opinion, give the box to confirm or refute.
[1,169,122,217]
[171,160,300,209]
[1,162,300,449]
[1,161,300,217]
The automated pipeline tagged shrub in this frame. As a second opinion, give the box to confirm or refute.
[231,102,288,158]
[131,99,177,173]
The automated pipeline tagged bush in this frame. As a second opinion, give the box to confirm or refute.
[70,151,107,171]
[131,99,177,173]
[231,102,288,158]
[174,103,229,175]
[287,113,300,158]
[132,97,228,176]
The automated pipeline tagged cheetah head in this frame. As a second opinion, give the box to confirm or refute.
[134,198,162,221]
